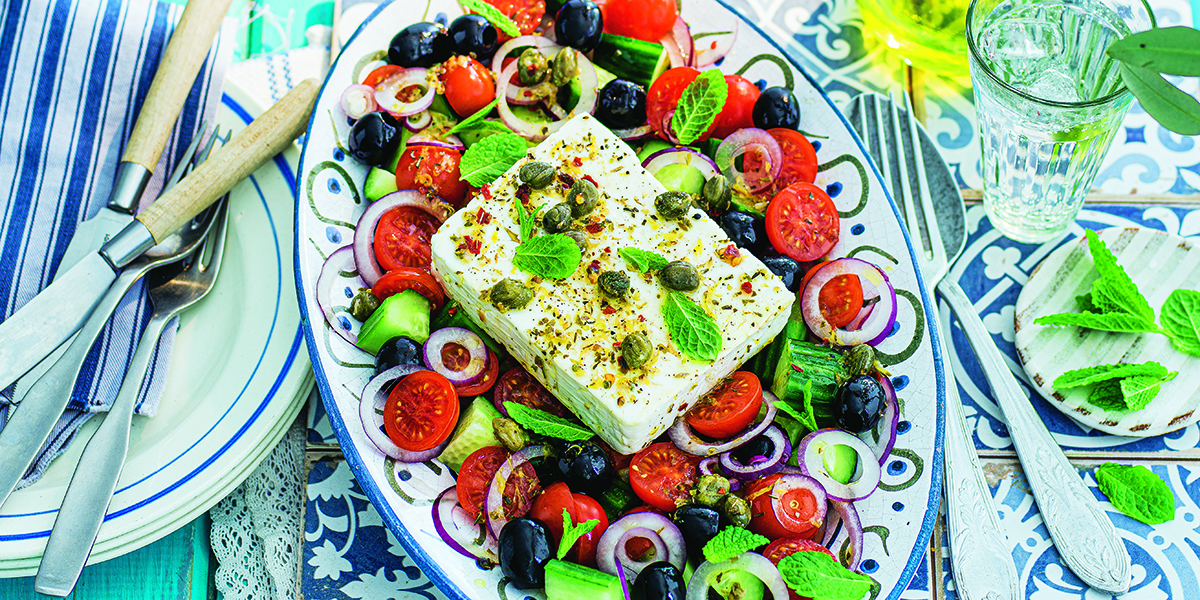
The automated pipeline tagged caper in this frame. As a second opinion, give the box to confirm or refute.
[348,288,381,322]
[489,278,533,311]
[722,493,752,528]
[845,344,877,376]
[691,473,731,506]
[598,270,630,298]
[493,417,529,452]
[565,230,588,251]
[519,161,556,189]
[620,332,653,369]
[567,179,599,217]
[659,261,700,291]
[542,202,572,233]
[702,176,732,213]
[654,190,692,220]
[550,48,578,87]
[516,48,549,86]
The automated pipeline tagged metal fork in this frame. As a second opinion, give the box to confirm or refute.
[33,196,230,597]
[851,91,1130,596]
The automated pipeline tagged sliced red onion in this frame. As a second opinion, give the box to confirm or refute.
[340,84,378,119]
[641,148,721,181]
[845,298,876,331]
[661,34,687,69]
[656,109,682,145]
[490,35,558,74]
[718,425,791,480]
[686,552,789,600]
[616,556,632,600]
[352,190,449,286]
[316,246,364,346]
[715,128,782,192]
[801,258,897,347]
[693,20,739,69]
[698,456,720,476]
[496,51,599,141]
[404,110,433,131]
[823,500,864,571]
[668,391,778,456]
[858,374,899,465]
[406,131,466,151]
[797,429,882,502]
[670,17,694,67]
[424,327,488,386]
[376,68,434,117]
[359,365,448,462]
[612,124,655,140]
[485,444,548,537]
[597,512,686,579]
[433,486,499,561]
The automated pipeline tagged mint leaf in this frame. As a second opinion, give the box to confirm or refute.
[1095,462,1175,525]
[670,70,728,145]
[514,199,545,243]
[1161,288,1200,357]
[618,247,669,273]
[459,133,527,186]
[1033,311,1160,333]
[1081,370,1177,412]
[1053,361,1170,389]
[777,550,874,600]
[557,509,600,560]
[1120,372,1177,411]
[514,234,582,279]
[662,291,722,362]
[458,0,520,37]
[702,527,768,563]
[1107,27,1200,76]
[504,401,594,441]
[1088,380,1128,412]
[1085,230,1156,322]
[446,97,503,135]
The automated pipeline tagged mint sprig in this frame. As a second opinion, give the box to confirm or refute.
[514,234,582,279]
[458,0,521,37]
[514,198,545,243]
[774,379,817,431]
[446,97,507,136]
[662,291,722,362]
[459,133,527,186]
[504,401,594,441]
[1160,289,1200,357]
[1095,462,1174,525]
[670,70,728,145]
[618,247,669,273]
[777,551,874,600]
[702,527,768,563]
[1053,361,1170,389]
[558,509,600,560]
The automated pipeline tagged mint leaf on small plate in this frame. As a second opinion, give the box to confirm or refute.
[1119,372,1177,411]
[1095,462,1175,525]
[1161,288,1200,357]
[1053,361,1170,389]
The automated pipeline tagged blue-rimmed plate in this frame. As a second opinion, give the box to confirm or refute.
[0,80,313,576]
[295,0,944,597]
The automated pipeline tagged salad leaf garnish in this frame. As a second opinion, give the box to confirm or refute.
[1160,289,1200,357]
[513,234,582,279]
[1094,462,1175,525]
[458,0,520,37]
[774,379,818,431]
[1052,361,1170,389]
[558,508,600,560]
[504,402,594,441]
[459,133,527,186]
[514,198,545,243]
[702,527,768,563]
[1085,371,1176,412]
[618,247,669,273]
[670,69,728,145]
[777,551,874,600]
[446,97,508,136]
[662,291,722,362]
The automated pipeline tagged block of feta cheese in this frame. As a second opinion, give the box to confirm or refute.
[430,114,793,454]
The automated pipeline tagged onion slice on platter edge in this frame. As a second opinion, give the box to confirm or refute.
[351,190,449,286]
[797,428,882,502]
[433,485,499,561]
[359,365,449,463]
[801,257,897,347]
[316,245,364,346]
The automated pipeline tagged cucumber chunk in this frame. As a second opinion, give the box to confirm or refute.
[357,289,431,353]
[544,560,623,600]
[823,443,860,485]
[772,340,848,427]
[653,163,706,194]
[364,167,398,202]
[438,397,504,471]
[591,33,666,89]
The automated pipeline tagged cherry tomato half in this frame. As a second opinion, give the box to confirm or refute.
[601,0,678,43]
[494,367,569,418]
[766,128,818,191]
[457,446,510,520]
[362,64,404,87]
[383,370,459,452]
[396,145,469,208]
[711,75,761,139]
[646,67,717,143]
[442,56,495,117]
[528,482,610,567]
[764,537,837,600]
[373,204,442,272]
[479,0,544,41]
[818,274,863,328]
[372,267,446,311]
[629,442,702,512]
[745,474,824,540]
[766,182,840,262]
[685,371,763,439]
[454,349,500,396]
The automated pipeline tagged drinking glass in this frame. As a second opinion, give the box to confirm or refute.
[966,0,1155,243]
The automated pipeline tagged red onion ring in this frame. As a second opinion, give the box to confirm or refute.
[406,131,466,151]
[423,327,488,386]
[375,68,435,117]
[596,512,686,579]
[433,486,499,561]
[359,365,449,462]
[641,147,721,181]
[718,425,791,480]
[316,246,364,346]
[693,20,739,69]
[404,110,432,131]
[340,84,378,119]
[352,190,449,286]
[797,428,882,502]
[612,124,655,140]
[668,391,778,456]
[822,500,864,571]
[686,552,790,600]
[490,35,558,74]
[662,16,694,68]
[656,109,682,145]
[858,374,900,465]
[616,556,632,600]
[715,128,782,192]
[801,258,897,347]
[495,52,599,141]
[485,444,548,537]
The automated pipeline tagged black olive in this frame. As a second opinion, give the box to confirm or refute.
[348,111,402,167]
[554,0,604,52]
[731,434,774,465]
[835,375,887,433]
[632,561,686,600]
[447,14,498,60]
[752,86,801,130]
[672,505,727,565]
[595,79,647,130]
[761,254,803,292]
[717,211,768,255]
[388,22,453,68]
[374,337,422,375]
[498,518,555,589]
[553,440,613,496]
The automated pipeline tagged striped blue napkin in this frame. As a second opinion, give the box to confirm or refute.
[0,0,232,488]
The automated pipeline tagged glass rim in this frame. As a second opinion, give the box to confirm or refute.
[965,0,1157,109]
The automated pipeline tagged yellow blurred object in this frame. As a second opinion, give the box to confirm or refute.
[860,0,971,76]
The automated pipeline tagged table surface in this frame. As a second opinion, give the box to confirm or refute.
[7,0,1200,598]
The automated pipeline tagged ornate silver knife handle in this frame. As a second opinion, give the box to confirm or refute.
[938,279,1130,595]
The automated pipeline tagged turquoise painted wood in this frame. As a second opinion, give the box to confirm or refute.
[0,515,211,600]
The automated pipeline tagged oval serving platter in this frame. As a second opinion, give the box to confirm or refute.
[294,0,946,597]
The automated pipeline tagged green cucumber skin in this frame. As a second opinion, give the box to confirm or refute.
[364,167,398,202]
[357,289,431,354]
[772,340,847,424]
[543,560,623,600]
[591,33,666,89]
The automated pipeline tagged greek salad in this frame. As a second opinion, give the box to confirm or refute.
[315,1,904,599]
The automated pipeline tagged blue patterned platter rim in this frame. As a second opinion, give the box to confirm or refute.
[293,1,946,597]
